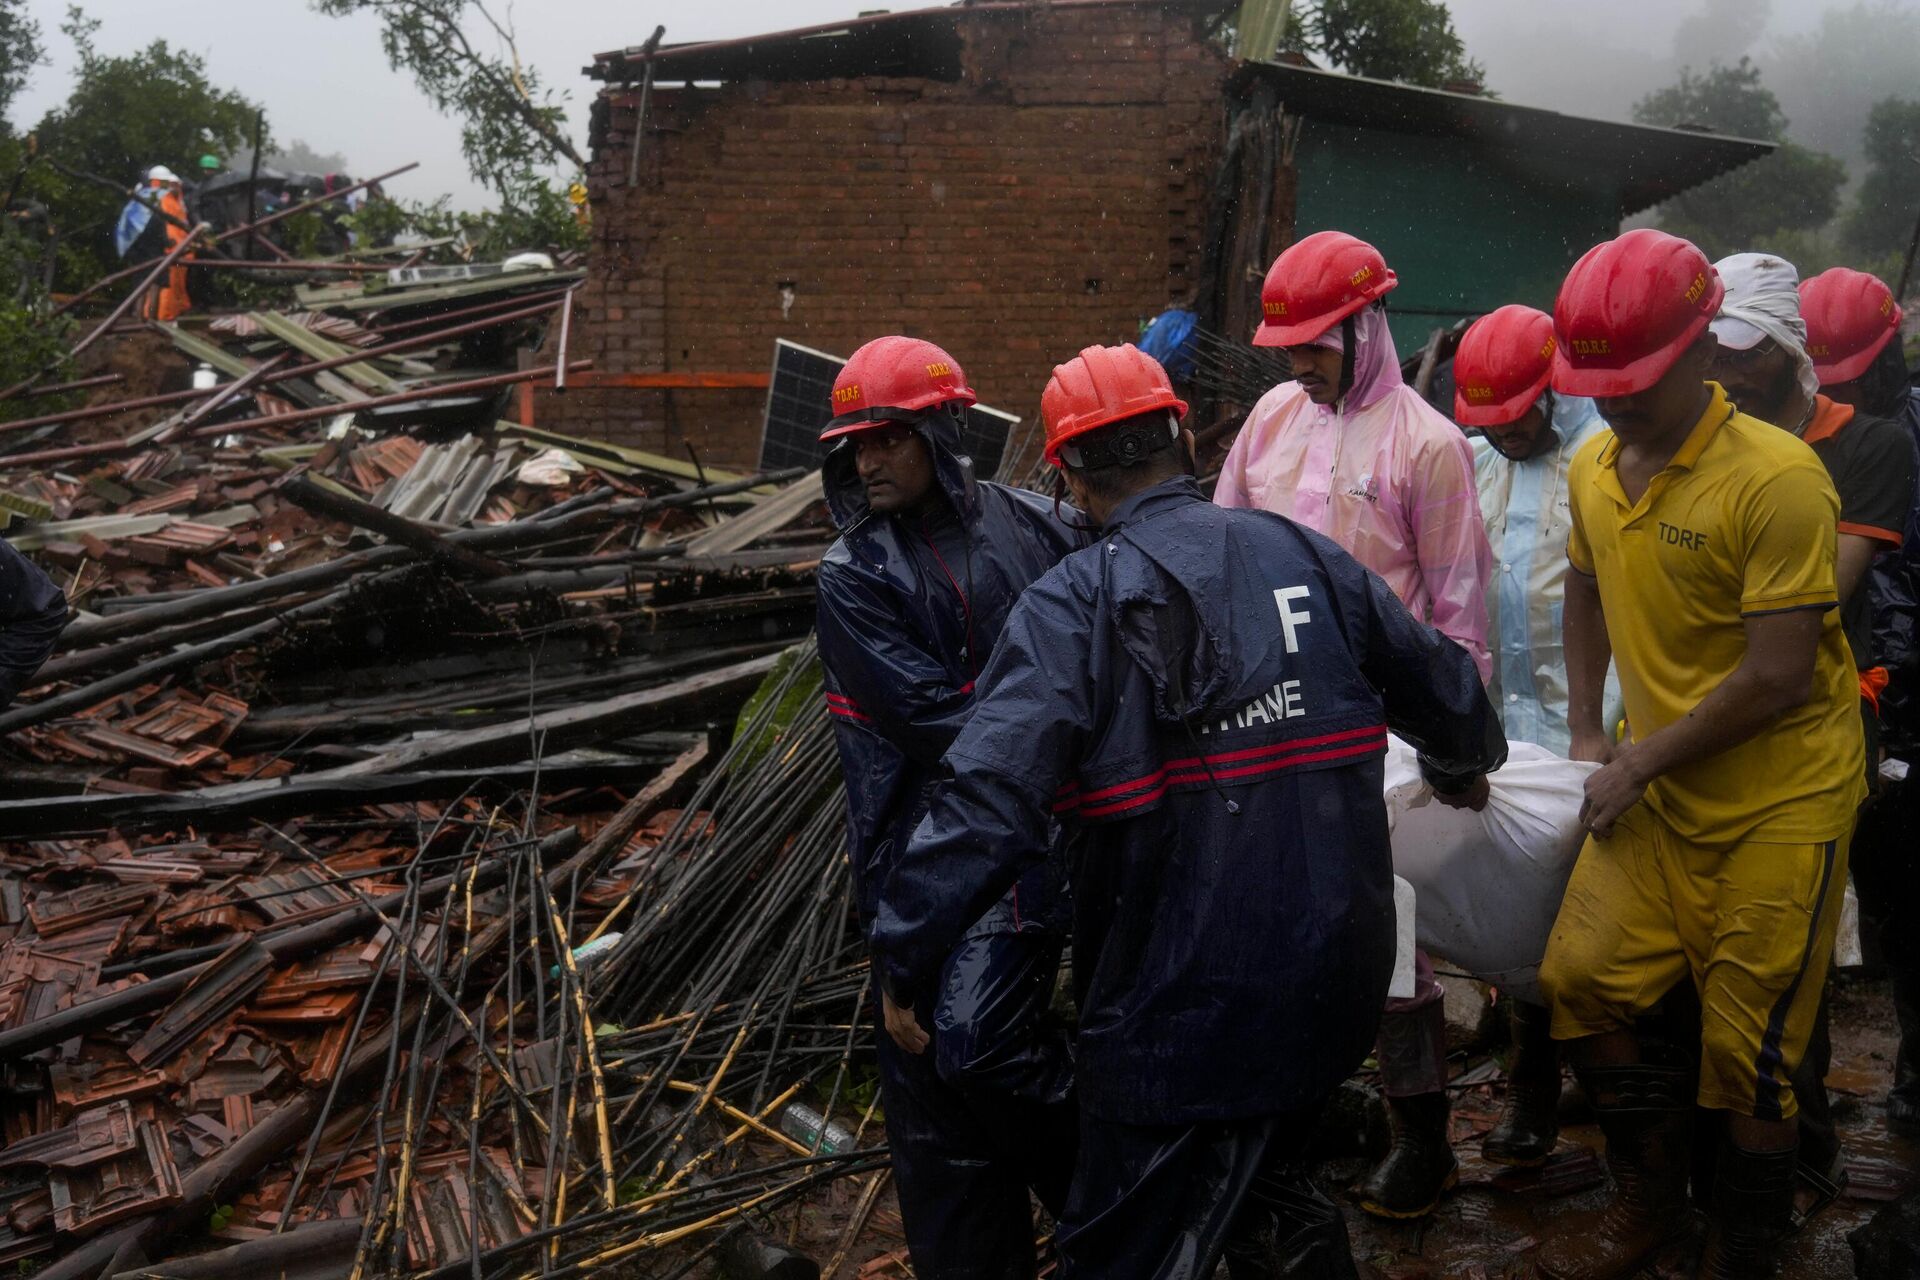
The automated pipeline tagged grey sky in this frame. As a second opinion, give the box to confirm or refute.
[8,0,1882,211]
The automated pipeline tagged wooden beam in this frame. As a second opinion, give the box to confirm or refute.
[276,475,518,578]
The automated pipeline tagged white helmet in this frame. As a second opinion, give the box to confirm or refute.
[146,165,181,184]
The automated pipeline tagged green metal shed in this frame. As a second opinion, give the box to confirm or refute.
[1203,60,1776,355]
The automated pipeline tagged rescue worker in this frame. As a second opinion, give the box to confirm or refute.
[1,538,67,709]
[1453,304,1610,1171]
[1799,267,1920,1135]
[813,336,1079,1280]
[1802,267,1920,446]
[873,343,1505,1279]
[1460,304,1611,754]
[137,166,193,323]
[1537,229,1867,1280]
[1707,253,1913,745]
[1219,230,1495,1219]
[1704,254,1914,1219]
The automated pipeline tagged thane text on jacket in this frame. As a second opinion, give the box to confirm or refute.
[872,476,1505,1125]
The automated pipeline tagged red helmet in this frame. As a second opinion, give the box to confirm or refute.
[1252,231,1398,348]
[1454,305,1557,427]
[1551,229,1722,398]
[822,336,977,441]
[1799,268,1903,386]
[1042,344,1188,466]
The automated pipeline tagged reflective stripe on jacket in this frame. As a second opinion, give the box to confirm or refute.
[873,477,1505,1124]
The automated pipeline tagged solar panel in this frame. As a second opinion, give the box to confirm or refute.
[758,339,1018,477]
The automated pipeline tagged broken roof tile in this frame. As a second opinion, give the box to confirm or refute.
[47,1111,182,1234]
[127,940,273,1071]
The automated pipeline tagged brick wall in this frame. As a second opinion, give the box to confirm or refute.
[536,1,1231,470]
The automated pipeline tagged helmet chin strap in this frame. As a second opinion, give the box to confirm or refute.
[1336,313,1357,405]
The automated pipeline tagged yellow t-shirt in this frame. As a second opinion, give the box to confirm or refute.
[1566,382,1866,846]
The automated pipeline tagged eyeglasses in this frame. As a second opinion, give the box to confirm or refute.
[1712,338,1779,372]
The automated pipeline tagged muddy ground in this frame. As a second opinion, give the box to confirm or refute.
[1340,976,1915,1278]
[706,975,1914,1278]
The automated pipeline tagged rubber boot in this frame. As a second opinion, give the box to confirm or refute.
[1535,1061,1694,1280]
[1482,1000,1560,1167]
[1888,965,1920,1133]
[1697,1134,1797,1279]
[1355,1094,1457,1219]
[1356,1001,1456,1220]
[1225,1164,1360,1280]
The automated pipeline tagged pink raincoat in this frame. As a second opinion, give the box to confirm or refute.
[1216,307,1493,680]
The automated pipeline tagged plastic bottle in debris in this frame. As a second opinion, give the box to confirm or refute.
[548,931,623,980]
[778,1103,856,1155]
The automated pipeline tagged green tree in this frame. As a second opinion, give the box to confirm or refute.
[1632,58,1848,260]
[310,0,583,211]
[341,185,586,264]
[0,0,43,130]
[1293,0,1485,89]
[1844,96,1920,262]
[0,3,65,414]
[23,8,266,288]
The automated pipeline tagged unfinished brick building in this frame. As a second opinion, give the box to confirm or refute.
[544,0,1233,468]
[544,0,1767,472]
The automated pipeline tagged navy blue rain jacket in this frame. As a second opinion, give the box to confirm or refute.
[1,539,66,709]
[872,477,1505,1125]
[815,413,1083,929]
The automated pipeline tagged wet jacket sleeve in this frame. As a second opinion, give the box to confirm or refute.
[1353,561,1505,793]
[0,540,66,708]
[1408,429,1494,682]
[815,561,976,767]
[871,579,1093,1006]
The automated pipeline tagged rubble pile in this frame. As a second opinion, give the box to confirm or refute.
[0,203,881,1279]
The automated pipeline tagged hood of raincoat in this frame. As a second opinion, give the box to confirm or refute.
[814,409,1083,932]
[1105,482,1258,728]
[821,407,980,537]
[1307,302,1404,413]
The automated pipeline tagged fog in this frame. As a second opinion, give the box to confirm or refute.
[1451,0,1920,170]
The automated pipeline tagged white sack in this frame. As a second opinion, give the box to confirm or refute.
[1383,736,1596,1004]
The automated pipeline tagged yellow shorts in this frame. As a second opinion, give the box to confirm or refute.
[1539,806,1849,1120]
